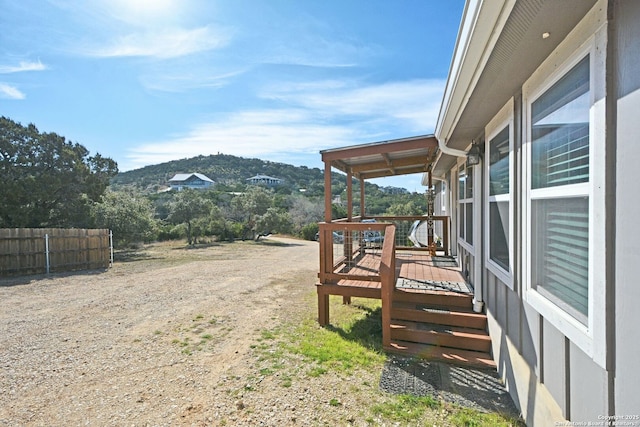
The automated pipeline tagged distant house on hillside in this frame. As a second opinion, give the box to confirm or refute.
[246,174,282,187]
[168,173,214,191]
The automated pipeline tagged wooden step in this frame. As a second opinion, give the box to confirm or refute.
[393,288,473,309]
[391,301,487,329]
[385,340,496,369]
[390,320,491,353]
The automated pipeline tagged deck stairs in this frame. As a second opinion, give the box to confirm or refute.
[384,288,496,369]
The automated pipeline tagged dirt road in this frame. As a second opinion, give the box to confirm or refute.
[0,237,338,426]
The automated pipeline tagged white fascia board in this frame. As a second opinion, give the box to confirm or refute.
[435,0,516,144]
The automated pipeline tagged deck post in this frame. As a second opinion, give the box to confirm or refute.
[360,176,365,218]
[346,168,353,221]
[380,225,396,348]
[318,288,330,326]
[323,161,332,223]
[344,168,355,272]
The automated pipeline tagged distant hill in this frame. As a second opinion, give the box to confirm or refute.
[111,154,327,194]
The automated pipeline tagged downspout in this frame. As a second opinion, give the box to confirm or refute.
[437,137,469,158]
[475,153,484,313]
[436,137,484,313]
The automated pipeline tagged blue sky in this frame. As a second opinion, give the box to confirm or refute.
[1,0,464,191]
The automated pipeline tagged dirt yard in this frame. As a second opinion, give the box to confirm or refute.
[1,237,381,426]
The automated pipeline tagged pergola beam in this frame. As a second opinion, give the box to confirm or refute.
[320,134,439,223]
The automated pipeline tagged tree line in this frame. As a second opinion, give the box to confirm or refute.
[1,117,428,248]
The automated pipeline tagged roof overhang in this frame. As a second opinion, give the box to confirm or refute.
[432,0,598,176]
[321,135,439,180]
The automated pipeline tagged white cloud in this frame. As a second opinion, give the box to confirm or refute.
[0,84,26,100]
[0,60,48,74]
[84,26,230,59]
[139,67,247,93]
[123,78,445,170]
[124,108,357,170]
[263,78,445,131]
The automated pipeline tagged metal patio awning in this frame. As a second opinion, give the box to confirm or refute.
[320,135,439,180]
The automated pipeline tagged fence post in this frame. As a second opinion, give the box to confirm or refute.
[109,230,114,267]
[45,233,50,274]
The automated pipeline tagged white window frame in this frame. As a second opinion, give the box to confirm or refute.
[522,4,607,367]
[485,98,514,288]
[457,160,474,253]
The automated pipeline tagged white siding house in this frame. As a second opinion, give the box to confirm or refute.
[431,0,640,424]
[168,173,214,191]
[246,174,282,186]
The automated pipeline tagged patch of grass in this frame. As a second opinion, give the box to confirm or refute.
[371,394,440,423]
[259,367,274,376]
[449,407,524,427]
[285,298,385,373]
[259,329,277,340]
[248,295,522,426]
[307,366,327,377]
[280,375,292,388]
[168,313,229,355]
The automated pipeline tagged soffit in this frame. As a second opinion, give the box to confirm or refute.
[433,0,598,177]
[446,0,598,151]
[321,135,439,180]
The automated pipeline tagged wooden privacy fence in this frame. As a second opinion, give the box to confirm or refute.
[0,228,113,277]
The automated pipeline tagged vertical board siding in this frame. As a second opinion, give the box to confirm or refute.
[0,228,111,277]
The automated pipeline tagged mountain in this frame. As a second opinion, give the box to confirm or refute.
[111,154,326,194]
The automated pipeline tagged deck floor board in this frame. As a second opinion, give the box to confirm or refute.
[322,251,467,296]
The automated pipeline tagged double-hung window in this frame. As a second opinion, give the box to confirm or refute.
[529,56,590,325]
[523,3,606,366]
[485,99,513,285]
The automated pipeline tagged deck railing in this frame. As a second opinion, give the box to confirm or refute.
[317,221,389,284]
[318,215,450,284]
[366,215,450,255]
[318,221,397,345]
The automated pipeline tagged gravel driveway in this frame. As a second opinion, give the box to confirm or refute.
[0,237,340,426]
[1,236,522,427]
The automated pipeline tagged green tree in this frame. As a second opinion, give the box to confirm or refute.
[0,117,118,227]
[206,205,237,242]
[167,189,212,245]
[331,203,347,220]
[230,186,273,240]
[289,196,324,233]
[386,200,424,216]
[300,222,319,241]
[254,207,293,240]
[92,190,158,247]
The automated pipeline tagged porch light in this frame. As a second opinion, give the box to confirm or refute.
[466,143,482,166]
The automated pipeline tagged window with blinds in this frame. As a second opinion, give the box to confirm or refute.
[532,198,589,323]
[532,56,589,189]
[530,55,590,325]
[488,125,510,272]
[489,126,510,196]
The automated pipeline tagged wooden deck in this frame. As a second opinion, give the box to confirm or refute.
[316,249,496,369]
[330,250,467,291]
[317,250,470,324]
